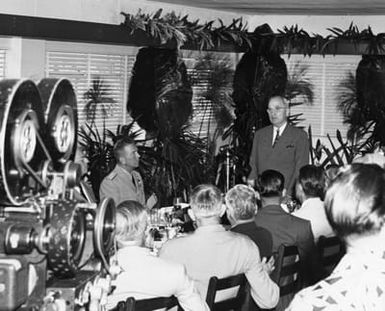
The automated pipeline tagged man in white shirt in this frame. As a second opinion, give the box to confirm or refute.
[106,200,208,311]
[293,165,334,241]
[159,184,279,310]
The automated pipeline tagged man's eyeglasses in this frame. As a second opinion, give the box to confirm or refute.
[267,107,286,113]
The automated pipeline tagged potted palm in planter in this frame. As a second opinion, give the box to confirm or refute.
[127,47,210,205]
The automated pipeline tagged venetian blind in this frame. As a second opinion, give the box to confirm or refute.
[284,54,361,143]
[182,51,239,138]
[45,49,136,135]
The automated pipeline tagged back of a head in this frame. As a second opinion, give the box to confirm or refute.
[325,163,385,239]
[259,170,285,198]
[190,184,223,218]
[225,184,258,221]
[298,165,326,199]
[115,200,148,246]
[113,137,136,162]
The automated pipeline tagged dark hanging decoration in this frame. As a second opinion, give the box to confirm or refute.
[355,55,385,146]
[231,24,287,178]
[127,47,192,137]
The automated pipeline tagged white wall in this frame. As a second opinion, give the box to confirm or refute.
[0,0,249,25]
[248,15,385,35]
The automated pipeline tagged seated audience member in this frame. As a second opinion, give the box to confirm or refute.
[353,150,385,168]
[99,138,157,208]
[225,184,273,259]
[293,165,334,241]
[106,200,208,311]
[287,164,385,310]
[159,184,279,310]
[254,170,320,285]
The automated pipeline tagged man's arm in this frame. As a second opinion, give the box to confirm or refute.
[243,240,279,309]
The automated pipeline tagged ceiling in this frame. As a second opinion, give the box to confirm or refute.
[147,0,385,15]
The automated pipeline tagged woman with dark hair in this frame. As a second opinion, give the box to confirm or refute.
[287,163,385,310]
[293,165,334,241]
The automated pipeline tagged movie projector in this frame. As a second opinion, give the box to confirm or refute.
[0,78,116,310]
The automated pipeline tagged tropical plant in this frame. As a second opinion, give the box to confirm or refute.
[78,124,114,199]
[308,127,356,168]
[337,57,385,153]
[285,61,314,126]
[190,53,235,139]
[189,53,236,191]
[83,78,116,131]
[127,47,210,204]
[121,10,385,56]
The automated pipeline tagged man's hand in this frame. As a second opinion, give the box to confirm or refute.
[146,193,158,209]
[261,256,275,275]
[247,179,255,188]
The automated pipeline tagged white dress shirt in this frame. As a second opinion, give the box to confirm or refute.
[293,197,334,241]
[272,122,287,145]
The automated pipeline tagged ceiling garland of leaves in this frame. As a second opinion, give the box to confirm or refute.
[121,9,385,55]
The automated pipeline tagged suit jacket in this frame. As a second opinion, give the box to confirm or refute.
[254,204,320,285]
[159,224,279,310]
[99,165,145,206]
[231,221,273,259]
[249,124,309,193]
[106,246,208,310]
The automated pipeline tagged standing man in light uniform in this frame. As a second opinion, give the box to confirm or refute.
[99,138,157,208]
[248,96,309,195]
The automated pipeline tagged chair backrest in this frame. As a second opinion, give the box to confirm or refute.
[317,235,345,277]
[271,244,302,297]
[206,274,248,311]
[116,296,180,311]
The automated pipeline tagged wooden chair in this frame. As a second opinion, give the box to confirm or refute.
[206,273,248,311]
[317,235,345,277]
[116,296,180,311]
[270,245,302,297]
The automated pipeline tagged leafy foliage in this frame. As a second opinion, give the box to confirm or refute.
[190,53,235,137]
[121,9,250,50]
[83,78,116,129]
[121,10,385,55]
[127,47,212,204]
[127,47,192,137]
[309,127,356,168]
[285,62,314,126]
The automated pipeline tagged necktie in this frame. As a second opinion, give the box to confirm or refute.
[132,172,137,188]
[273,128,280,147]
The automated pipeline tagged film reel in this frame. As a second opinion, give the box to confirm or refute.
[0,79,46,205]
[48,199,86,278]
[38,78,78,168]
[94,198,116,272]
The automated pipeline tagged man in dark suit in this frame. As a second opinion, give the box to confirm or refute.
[225,184,273,259]
[254,170,320,285]
[248,96,309,195]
